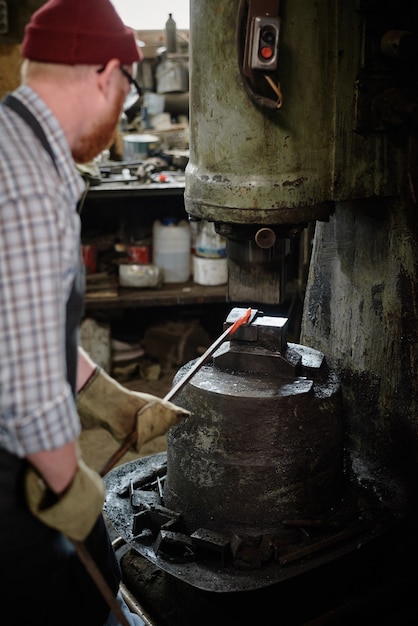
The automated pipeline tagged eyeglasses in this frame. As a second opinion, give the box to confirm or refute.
[97,64,142,98]
[119,66,142,98]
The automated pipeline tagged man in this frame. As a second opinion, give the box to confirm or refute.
[0,1,189,624]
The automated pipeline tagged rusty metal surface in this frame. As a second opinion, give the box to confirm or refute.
[163,334,344,535]
[164,363,344,533]
[104,453,392,593]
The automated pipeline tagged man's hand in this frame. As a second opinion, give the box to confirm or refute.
[77,368,190,451]
[25,458,104,541]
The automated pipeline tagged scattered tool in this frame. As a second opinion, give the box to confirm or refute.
[99,307,253,477]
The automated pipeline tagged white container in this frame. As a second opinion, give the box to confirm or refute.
[119,264,163,288]
[193,256,228,286]
[153,218,191,283]
[195,220,227,258]
[123,133,159,161]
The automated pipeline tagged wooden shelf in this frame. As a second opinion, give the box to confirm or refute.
[82,181,229,312]
[85,280,228,310]
[86,180,185,200]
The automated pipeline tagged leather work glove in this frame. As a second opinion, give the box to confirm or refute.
[25,458,104,542]
[77,367,190,451]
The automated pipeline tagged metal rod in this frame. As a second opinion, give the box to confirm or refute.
[120,582,156,626]
[72,540,131,626]
[111,537,157,625]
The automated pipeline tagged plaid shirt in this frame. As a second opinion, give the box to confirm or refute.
[0,85,85,457]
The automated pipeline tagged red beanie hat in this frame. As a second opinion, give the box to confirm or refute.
[21,0,141,66]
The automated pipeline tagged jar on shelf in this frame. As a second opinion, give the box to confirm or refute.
[193,221,228,286]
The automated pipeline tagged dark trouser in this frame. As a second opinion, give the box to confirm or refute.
[0,448,121,626]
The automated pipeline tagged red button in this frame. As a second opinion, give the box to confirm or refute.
[260,46,274,59]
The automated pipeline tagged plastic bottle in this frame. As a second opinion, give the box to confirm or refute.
[165,13,177,53]
[153,218,191,283]
[195,220,227,259]
[193,221,228,286]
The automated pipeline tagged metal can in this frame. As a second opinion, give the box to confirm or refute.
[126,245,150,264]
[81,243,97,274]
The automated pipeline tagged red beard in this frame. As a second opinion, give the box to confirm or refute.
[72,91,126,164]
